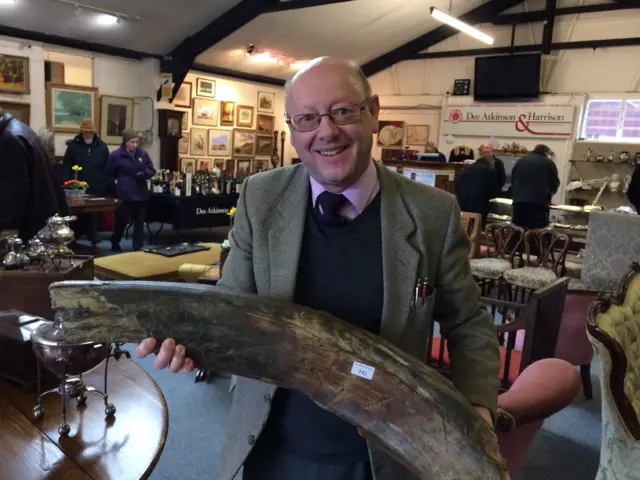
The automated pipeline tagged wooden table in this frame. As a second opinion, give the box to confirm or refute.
[66,196,120,255]
[0,358,167,480]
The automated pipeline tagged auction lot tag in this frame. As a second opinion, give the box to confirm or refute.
[351,361,375,380]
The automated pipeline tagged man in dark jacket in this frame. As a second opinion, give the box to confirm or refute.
[479,141,506,192]
[510,144,560,228]
[0,109,68,241]
[63,119,113,196]
[455,157,501,227]
[106,128,155,251]
[627,163,640,213]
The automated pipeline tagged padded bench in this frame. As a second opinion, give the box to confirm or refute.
[94,243,221,281]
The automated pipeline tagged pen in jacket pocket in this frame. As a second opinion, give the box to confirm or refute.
[413,278,433,308]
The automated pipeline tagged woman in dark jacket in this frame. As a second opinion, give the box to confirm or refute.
[106,129,156,251]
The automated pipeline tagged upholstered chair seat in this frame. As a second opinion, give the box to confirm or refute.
[504,267,558,291]
[470,258,513,280]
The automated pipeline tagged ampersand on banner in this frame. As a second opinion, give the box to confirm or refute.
[515,114,568,136]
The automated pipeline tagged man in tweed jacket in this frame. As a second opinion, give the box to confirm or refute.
[137,57,500,480]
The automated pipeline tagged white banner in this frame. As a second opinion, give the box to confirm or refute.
[442,104,575,138]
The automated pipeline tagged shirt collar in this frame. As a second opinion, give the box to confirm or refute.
[309,159,378,215]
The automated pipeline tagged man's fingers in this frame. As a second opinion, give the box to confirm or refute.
[168,345,186,373]
[135,337,156,358]
[182,357,195,373]
[154,338,175,369]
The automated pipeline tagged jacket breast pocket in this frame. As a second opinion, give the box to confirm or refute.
[402,289,436,358]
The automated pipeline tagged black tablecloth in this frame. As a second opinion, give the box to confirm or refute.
[147,193,239,230]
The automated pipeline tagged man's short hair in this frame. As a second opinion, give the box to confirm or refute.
[284,57,372,110]
[532,144,551,155]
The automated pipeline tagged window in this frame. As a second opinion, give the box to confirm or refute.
[580,98,640,142]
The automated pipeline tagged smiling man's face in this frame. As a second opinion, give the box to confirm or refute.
[285,60,380,193]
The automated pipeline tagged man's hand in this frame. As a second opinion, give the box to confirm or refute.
[474,406,493,425]
[135,337,195,373]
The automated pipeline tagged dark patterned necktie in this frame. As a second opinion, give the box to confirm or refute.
[316,191,347,225]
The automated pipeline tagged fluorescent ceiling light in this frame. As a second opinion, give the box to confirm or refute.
[0,0,17,5]
[430,7,494,45]
[95,13,119,26]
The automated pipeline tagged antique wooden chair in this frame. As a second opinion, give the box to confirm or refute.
[469,222,525,297]
[503,228,571,302]
[587,262,640,479]
[461,212,482,259]
[427,277,570,391]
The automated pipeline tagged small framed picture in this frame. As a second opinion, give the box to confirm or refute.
[236,105,254,128]
[197,158,213,171]
[257,91,275,113]
[253,159,268,173]
[213,158,225,170]
[406,124,429,146]
[196,78,216,98]
[257,114,275,135]
[220,101,235,126]
[190,127,207,156]
[208,128,231,157]
[232,128,257,158]
[173,82,192,108]
[256,135,274,156]
[224,159,235,175]
[180,157,196,173]
[179,132,189,154]
[192,98,219,127]
[377,121,405,147]
[180,110,189,130]
[236,159,252,175]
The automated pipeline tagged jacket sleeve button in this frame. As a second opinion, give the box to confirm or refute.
[248,434,256,446]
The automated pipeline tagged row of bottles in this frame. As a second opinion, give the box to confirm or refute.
[148,169,248,196]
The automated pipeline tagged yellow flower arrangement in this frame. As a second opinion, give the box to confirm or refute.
[71,164,83,180]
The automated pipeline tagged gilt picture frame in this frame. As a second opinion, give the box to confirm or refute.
[46,83,99,133]
[192,98,219,127]
[232,128,257,158]
[236,105,254,128]
[0,100,30,125]
[257,91,275,113]
[208,128,231,157]
[0,54,29,94]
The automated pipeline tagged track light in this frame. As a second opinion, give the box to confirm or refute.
[430,7,494,45]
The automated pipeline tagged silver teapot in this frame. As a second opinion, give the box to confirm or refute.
[2,236,31,269]
[48,214,77,245]
[26,237,47,263]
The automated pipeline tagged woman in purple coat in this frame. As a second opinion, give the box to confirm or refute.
[106,129,156,251]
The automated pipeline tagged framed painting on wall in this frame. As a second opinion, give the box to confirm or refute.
[190,127,207,156]
[100,95,134,144]
[236,105,254,127]
[236,159,252,175]
[256,135,274,156]
[406,124,429,146]
[232,128,257,158]
[257,114,275,135]
[180,157,196,173]
[224,159,235,175]
[196,78,216,98]
[0,101,30,125]
[173,81,192,108]
[192,98,219,127]
[178,133,189,154]
[220,101,235,126]
[197,158,213,171]
[0,54,29,94]
[208,128,231,157]
[213,158,225,170]
[253,159,268,173]
[257,91,275,113]
[377,120,405,147]
[180,110,189,130]
[46,84,99,133]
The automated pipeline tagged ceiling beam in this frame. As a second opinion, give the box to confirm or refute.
[360,0,525,77]
[541,0,556,54]
[192,63,285,86]
[0,24,160,61]
[263,0,355,13]
[409,36,640,59]
[493,3,637,24]
[157,0,279,102]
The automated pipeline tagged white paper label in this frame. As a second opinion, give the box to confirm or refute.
[351,361,375,380]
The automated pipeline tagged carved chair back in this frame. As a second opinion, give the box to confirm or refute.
[486,222,525,265]
[521,228,571,275]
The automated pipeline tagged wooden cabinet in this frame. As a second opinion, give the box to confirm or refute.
[157,109,185,171]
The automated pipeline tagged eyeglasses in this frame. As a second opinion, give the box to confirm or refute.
[286,99,370,132]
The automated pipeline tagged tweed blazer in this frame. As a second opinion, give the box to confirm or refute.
[216,161,500,480]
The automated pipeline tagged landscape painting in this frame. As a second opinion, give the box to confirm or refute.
[47,84,99,133]
[232,128,257,158]
[236,105,254,127]
[257,91,275,113]
[192,98,219,127]
[257,114,275,135]
[208,128,231,156]
[256,135,274,156]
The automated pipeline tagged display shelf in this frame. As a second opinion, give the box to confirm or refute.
[490,198,599,215]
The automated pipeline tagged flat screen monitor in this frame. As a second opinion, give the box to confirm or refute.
[474,54,541,101]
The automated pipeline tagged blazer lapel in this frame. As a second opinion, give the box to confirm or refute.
[376,163,421,344]
[268,166,309,300]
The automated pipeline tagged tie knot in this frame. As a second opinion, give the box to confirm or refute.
[317,191,347,218]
